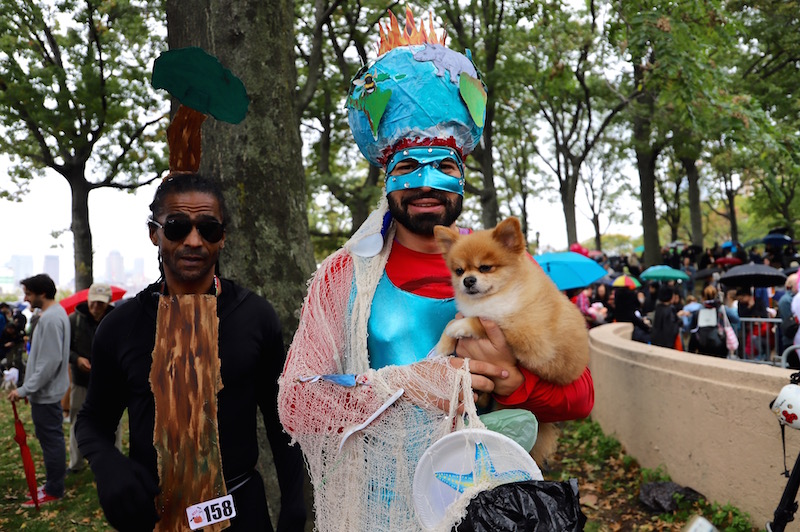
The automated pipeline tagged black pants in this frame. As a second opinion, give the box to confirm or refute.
[31,401,66,498]
[226,470,273,532]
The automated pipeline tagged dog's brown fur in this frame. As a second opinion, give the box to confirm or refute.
[433,217,590,464]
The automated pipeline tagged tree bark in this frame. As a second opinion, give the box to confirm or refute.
[165,0,315,340]
[476,102,499,229]
[560,167,579,245]
[727,189,739,242]
[69,176,94,290]
[636,143,660,268]
[682,157,703,250]
[165,1,316,529]
[632,61,661,268]
[593,214,602,251]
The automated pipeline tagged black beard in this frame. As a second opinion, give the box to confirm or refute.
[388,190,463,236]
[159,247,218,284]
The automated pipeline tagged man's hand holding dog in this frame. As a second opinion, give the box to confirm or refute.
[454,317,524,396]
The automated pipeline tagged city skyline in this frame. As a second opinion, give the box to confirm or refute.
[1,248,158,297]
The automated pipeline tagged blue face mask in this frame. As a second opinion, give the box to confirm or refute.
[384,146,465,195]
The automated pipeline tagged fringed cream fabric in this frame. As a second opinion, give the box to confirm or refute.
[279,197,483,531]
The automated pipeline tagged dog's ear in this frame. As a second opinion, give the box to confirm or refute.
[434,225,460,255]
[492,217,526,255]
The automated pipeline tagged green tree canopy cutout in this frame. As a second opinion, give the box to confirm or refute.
[151,46,250,124]
[151,47,249,174]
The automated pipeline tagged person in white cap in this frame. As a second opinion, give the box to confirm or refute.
[67,282,117,473]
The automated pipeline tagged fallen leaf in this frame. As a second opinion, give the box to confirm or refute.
[581,493,599,509]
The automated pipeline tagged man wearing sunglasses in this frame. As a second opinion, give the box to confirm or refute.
[76,173,306,531]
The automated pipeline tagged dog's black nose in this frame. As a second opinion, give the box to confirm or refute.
[463,276,477,288]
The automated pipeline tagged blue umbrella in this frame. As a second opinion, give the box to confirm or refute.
[763,233,792,247]
[640,265,690,281]
[535,252,608,291]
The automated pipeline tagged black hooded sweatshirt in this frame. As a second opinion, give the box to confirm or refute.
[75,279,306,531]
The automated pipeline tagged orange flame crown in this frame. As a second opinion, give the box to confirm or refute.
[378,8,447,56]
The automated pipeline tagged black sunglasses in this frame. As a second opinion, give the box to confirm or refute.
[148,217,225,243]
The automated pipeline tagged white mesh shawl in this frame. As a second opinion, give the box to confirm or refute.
[278,198,483,531]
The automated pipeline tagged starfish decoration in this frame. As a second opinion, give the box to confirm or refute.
[434,441,533,494]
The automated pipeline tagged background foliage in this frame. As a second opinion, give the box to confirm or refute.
[0,0,168,288]
[295,0,800,263]
[1,0,799,278]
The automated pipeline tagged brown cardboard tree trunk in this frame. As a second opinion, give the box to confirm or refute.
[150,295,228,531]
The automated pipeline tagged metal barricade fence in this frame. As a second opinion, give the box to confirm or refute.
[735,316,786,365]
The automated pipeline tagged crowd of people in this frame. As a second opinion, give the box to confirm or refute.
[569,241,800,367]
[1,301,29,385]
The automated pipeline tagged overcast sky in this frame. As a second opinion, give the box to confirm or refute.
[0,168,162,287]
[1,162,640,291]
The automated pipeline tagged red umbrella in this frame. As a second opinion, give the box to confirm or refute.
[587,250,604,259]
[11,401,39,510]
[715,257,743,266]
[58,286,127,315]
[569,242,589,257]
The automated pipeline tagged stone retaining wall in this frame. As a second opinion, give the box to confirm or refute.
[588,322,798,528]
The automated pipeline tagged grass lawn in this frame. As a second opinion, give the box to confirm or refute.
[1,397,120,531]
[1,394,760,531]
[549,418,759,531]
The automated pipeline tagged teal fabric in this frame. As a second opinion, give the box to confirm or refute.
[479,409,539,453]
[384,146,465,195]
[367,273,457,369]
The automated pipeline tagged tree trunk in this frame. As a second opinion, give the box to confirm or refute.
[636,144,660,268]
[682,157,703,249]
[593,214,602,251]
[560,175,579,246]
[563,161,580,245]
[632,61,661,268]
[165,1,316,530]
[165,0,315,340]
[727,189,739,242]
[69,176,93,290]
[349,165,381,233]
[520,185,530,247]
[475,101,499,229]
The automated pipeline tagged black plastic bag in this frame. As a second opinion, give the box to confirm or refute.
[454,479,586,532]
[638,481,704,513]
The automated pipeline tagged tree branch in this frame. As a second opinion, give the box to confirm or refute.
[85,0,108,153]
[97,115,165,187]
[296,0,347,115]
[97,173,163,190]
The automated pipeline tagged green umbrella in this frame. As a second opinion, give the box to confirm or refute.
[640,265,690,282]
[151,47,249,124]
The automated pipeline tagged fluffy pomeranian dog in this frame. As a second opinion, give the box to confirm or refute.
[433,216,590,464]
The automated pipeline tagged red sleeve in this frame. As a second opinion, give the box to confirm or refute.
[493,366,594,423]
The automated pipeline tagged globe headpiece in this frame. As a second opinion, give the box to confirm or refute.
[346,10,487,169]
